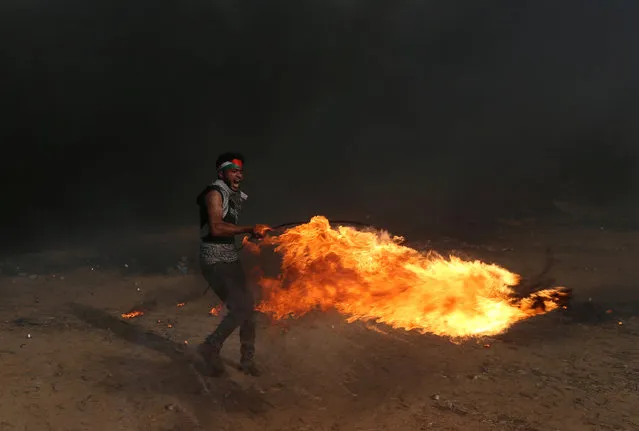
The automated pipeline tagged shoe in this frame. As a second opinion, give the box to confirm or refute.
[197,342,225,377]
[239,359,261,377]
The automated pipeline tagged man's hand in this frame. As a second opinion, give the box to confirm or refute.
[252,224,272,238]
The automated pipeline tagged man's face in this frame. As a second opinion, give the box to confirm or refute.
[220,167,244,191]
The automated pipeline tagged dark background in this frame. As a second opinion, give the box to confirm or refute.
[2,0,638,254]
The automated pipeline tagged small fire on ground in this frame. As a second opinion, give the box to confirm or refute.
[121,310,144,319]
[249,216,569,339]
[121,303,223,320]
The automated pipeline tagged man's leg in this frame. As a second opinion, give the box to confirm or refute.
[239,304,258,375]
[212,261,260,376]
[199,261,258,375]
[227,262,259,376]
[204,261,251,345]
[198,263,230,376]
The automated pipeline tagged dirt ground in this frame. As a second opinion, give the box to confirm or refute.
[1,217,638,431]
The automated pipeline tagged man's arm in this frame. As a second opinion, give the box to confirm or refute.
[206,190,254,237]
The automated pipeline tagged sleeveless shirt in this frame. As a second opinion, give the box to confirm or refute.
[196,179,248,264]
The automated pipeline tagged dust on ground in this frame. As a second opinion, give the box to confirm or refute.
[0,218,638,431]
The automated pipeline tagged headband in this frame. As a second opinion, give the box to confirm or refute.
[217,158,243,171]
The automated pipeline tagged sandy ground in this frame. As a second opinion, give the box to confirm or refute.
[1,218,638,431]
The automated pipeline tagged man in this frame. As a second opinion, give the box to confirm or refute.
[196,152,270,377]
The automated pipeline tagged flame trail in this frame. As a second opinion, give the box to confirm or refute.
[251,216,568,338]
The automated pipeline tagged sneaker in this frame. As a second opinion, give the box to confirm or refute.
[197,342,225,377]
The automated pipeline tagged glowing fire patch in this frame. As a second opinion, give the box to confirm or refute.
[209,305,223,316]
[252,216,568,338]
[121,310,144,319]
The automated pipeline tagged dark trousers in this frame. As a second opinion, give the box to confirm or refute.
[201,260,256,361]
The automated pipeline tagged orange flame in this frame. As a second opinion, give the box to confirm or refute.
[253,216,568,338]
[121,310,144,319]
[177,302,185,308]
[209,305,223,316]
[242,236,262,254]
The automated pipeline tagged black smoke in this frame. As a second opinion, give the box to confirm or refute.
[2,0,638,253]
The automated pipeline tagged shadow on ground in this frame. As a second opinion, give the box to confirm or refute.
[66,303,272,427]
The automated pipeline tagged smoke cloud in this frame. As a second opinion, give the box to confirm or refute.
[2,0,638,252]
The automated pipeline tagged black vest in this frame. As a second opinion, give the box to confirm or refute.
[196,181,244,244]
